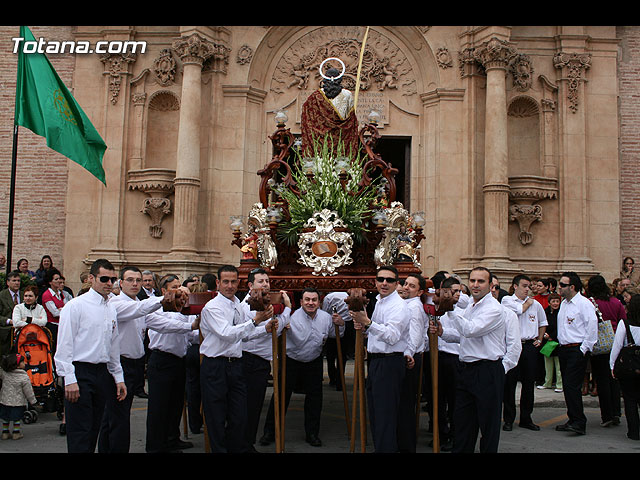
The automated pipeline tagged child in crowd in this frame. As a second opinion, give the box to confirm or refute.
[0,354,36,440]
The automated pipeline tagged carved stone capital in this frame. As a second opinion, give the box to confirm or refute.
[100,52,137,105]
[172,33,217,67]
[473,37,517,71]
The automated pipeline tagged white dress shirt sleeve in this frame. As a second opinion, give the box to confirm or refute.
[502,308,522,373]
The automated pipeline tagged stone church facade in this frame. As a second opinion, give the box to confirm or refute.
[0,25,636,291]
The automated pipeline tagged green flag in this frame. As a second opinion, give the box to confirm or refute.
[14,26,107,185]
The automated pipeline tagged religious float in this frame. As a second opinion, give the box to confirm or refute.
[229,57,426,296]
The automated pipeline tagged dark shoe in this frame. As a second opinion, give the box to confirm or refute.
[59,423,66,436]
[519,422,541,431]
[169,439,193,450]
[565,424,586,435]
[135,390,148,399]
[627,433,640,440]
[259,433,274,446]
[502,422,513,431]
[306,434,322,447]
[555,422,571,432]
[441,439,454,451]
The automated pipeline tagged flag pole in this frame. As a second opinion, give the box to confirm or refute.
[6,123,18,275]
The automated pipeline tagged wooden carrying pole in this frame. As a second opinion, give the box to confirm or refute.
[335,324,351,438]
[272,325,282,453]
[350,329,366,453]
[428,322,440,453]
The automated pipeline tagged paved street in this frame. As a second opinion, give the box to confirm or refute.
[1,359,639,454]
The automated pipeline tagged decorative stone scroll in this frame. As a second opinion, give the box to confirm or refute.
[509,204,542,245]
[553,52,592,113]
[127,168,175,238]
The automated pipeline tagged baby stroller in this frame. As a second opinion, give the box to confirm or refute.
[12,323,63,423]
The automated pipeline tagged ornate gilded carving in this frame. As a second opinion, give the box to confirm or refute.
[373,201,422,268]
[297,209,354,276]
[100,52,136,105]
[553,52,591,113]
[243,203,279,270]
[510,53,534,91]
[153,48,176,86]
[509,204,542,245]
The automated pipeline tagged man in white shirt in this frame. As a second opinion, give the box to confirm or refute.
[54,258,127,453]
[238,267,291,452]
[98,266,196,453]
[199,265,277,453]
[501,274,547,432]
[554,271,598,435]
[262,287,343,447]
[321,291,352,392]
[397,272,428,453]
[352,265,410,453]
[434,266,507,453]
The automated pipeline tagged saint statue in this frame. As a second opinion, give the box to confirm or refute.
[300,58,360,159]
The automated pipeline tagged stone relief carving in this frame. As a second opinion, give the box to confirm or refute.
[510,53,534,91]
[270,26,416,100]
[236,44,253,65]
[553,52,591,113]
[100,52,137,105]
[153,48,176,86]
[436,47,453,69]
[142,197,172,238]
[509,204,542,245]
[127,169,175,239]
[473,37,517,70]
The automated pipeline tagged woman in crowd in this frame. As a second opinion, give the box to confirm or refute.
[16,259,36,282]
[621,257,640,287]
[587,274,626,427]
[11,285,47,329]
[34,255,54,294]
[610,294,640,440]
[40,268,69,348]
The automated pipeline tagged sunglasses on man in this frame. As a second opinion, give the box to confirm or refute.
[376,276,397,284]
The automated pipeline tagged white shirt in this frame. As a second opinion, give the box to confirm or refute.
[110,293,193,359]
[12,303,48,328]
[557,292,598,355]
[147,311,198,358]
[54,288,124,386]
[322,291,351,339]
[437,309,461,355]
[501,294,548,341]
[443,292,507,363]
[286,307,339,363]
[239,295,290,361]
[610,320,640,370]
[366,290,410,354]
[199,293,265,358]
[502,307,523,373]
[405,296,427,358]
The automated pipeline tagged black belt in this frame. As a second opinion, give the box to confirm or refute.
[368,352,403,359]
[211,355,241,362]
[459,358,501,368]
[559,343,580,348]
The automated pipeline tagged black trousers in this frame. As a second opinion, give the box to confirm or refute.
[503,341,538,425]
[263,355,324,439]
[64,362,115,453]
[241,351,271,447]
[366,353,406,453]
[437,351,459,442]
[98,355,143,453]
[200,355,248,453]
[325,337,346,387]
[453,359,505,453]
[557,345,588,429]
[619,377,640,439]
[145,350,186,453]
[590,352,618,423]
[185,344,203,434]
[398,353,422,452]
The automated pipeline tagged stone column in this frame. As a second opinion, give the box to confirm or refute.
[169,33,214,257]
[474,38,516,266]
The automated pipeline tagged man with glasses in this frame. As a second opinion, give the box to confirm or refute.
[199,265,278,453]
[352,265,410,452]
[54,259,127,453]
[555,272,598,435]
[99,266,196,453]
